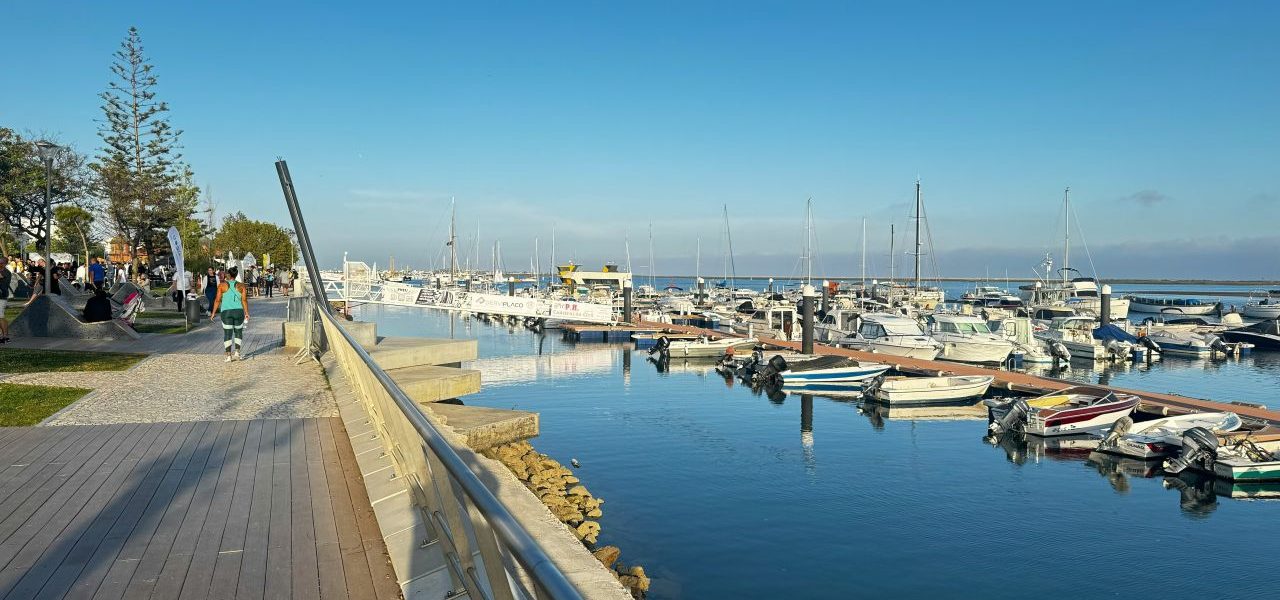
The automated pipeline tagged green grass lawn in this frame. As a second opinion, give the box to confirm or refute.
[0,383,90,426]
[0,348,148,373]
[4,304,25,322]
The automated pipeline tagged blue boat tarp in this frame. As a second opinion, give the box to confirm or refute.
[1093,323,1138,343]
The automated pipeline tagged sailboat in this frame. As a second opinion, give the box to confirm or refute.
[1018,188,1130,319]
[873,180,944,310]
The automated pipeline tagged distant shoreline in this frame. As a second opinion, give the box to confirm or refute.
[593,275,1280,287]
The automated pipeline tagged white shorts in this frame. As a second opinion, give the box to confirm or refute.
[0,299,7,313]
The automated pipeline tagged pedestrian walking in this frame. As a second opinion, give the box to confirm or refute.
[0,257,12,344]
[210,266,250,362]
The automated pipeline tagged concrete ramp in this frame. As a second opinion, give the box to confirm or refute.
[386,364,481,403]
[426,403,538,450]
[8,294,142,341]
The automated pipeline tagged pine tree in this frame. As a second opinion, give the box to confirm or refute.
[92,26,186,271]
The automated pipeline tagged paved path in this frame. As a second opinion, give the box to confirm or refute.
[2,298,337,425]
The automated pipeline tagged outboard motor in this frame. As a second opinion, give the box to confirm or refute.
[862,374,887,399]
[1101,415,1134,449]
[1138,336,1161,355]
[1105,340,1129,361]
[1208,335,1231,356]
[1049,341,1072,370]
[1163,427,1219,474]
[988,398,1031,435]
[751,354,790,387]
[648,336,671,360]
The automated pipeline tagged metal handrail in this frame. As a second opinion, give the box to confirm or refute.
[276,160,584,600]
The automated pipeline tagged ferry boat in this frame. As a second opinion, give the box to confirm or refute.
[1126,296,1218,315]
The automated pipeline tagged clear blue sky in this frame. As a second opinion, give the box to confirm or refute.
[5,1,1278,278]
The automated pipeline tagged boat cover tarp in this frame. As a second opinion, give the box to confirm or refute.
[784,355,858,372]
[1092,324,1139,343]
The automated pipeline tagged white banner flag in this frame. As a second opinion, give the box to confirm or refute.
[167,226,187,290]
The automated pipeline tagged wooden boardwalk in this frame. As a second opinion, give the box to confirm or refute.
[0,418,400,600]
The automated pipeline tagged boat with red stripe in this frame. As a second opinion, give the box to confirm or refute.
[985,386,1141,437]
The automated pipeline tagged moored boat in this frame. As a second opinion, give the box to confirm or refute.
[1242,291,1280,320]
[1220,319,1280,351]
[1096,412,1243,459]
[985,386,1141,437]
[866,374,994,405]
[650,335,759,358]
[838,313,941,359]
[929,313,1014,364]
[1125,296,1219,315]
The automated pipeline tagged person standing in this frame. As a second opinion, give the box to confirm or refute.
[210,266,250,362]
[264,269,275,298]
[0,257,12,343]
[89,257,106,291]
[202,267,218,309]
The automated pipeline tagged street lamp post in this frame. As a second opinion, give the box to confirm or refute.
[33,141,60,271]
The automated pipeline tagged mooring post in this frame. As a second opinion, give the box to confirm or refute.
[821,279,830,315]
[623,281,633,323]
[1100,284,1112,325]
[768,277,775,296]
[508,276,516,296]
[802,284,816,354]
[436,277,442,289]
[697,277,706,307]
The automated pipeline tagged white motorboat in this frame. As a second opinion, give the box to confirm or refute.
[866,375,994,405]
[1144,330,1244,357]
[1096,412,1243,459]
[988,316,1056,363]
[838,313,941,360]
[650,335,759,358]
[731,304,801,342]
[1035,316,1135,361]
[929,313,1014,365]
[1242,291,1280,319]
[815,309,859,344]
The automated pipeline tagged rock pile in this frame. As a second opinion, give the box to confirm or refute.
[482,441,650,598]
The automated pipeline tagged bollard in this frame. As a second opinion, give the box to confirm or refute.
[465,279,472,292]
[508,276,516,296]
[623,282,633,323]
[821,280,830,315]
[768,278,775,297]
[801,284,816,354]
[1100,284,1112,325]
[697,277,706,307]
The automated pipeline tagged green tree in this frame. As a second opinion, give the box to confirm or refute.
[0,127,93,256]
[52,205,98,265]
[91,27,187,271]
[212,212,294,269]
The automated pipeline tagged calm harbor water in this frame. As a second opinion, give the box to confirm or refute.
[355,300,1280,599]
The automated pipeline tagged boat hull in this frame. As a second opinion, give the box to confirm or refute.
[1242,304,1280,319]
[937,341,1013,365]
[872,376,993,405]
[843,340,940,360]
[781,364,891,385]
[1026,398,1139,437]
[1220,330,1280,351]
[1214,460,1280,482]
[1128,299,1217,315]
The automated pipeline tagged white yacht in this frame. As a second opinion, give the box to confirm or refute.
[1035,316,1134,361]
[838,313,941,359]
[731,304,801,341]
[815,309,859,344]
[929,313,1015,365]
[988,316,1055,364]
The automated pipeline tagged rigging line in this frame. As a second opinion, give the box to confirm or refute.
[920,198,942,283]
[1069,196,1100,278]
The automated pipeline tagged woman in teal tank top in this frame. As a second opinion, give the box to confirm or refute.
[211,266,250,361]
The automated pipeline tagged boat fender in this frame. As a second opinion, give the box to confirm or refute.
[1163,427,1219,474]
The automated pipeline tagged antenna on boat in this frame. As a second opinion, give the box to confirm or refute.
[860,217,867,291]
[913,179,923,292]
[1063,186,1070,286]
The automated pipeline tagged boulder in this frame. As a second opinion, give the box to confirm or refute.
[576,521,601,544]
[592,546,621,569]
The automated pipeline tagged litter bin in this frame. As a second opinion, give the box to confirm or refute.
[184,294,202,326]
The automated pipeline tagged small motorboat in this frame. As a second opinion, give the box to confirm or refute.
[838,312,941,359]
[649,335,758,358]
[725,351,890,388]
[866,374,994,406]
[1096,412,1243,459]
[1241,291,1280,320]
[1220,319,1280,351]
[1165,429,1280,482]
[1143,330,1242,358]
[985,386,1140,437]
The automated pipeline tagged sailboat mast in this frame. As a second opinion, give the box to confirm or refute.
[723,205,737,291]
[804,198,813,285]
[1063,187,1070,285]
[913,179,922,291]
[449,197,458,281]
[648,223,655,289]
[889,223,896,282]
[860,217,867,290]
[695,236,701,281]
[534,237,539,289]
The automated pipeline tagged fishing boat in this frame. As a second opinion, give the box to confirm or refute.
[1125,296,1219,315]
[1035,316,1137,361]
[1165,430,1280,482]
[985,386,1141,437]
[865,375,994,406]
[1220,319,1280,350]
[838,313,941,359]
[929,313,1014,364]
[649,335,759,359]
[1096,412,1243,459]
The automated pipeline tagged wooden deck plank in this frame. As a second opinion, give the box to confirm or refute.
[208,420,266,600]
[0,425,127,566]
[318,416,377,600]
[328,418,401,600]
[116,421,234,599]
[88,422,216,598]
[57,421,205,600]
[235,419,278,600]
[166,419,250,600]
[0,427,94,521]
[25,423,183,600]
[0,423,151,598]
[304,419,348,600]
[265,419,296,600]
[289,419,320,600]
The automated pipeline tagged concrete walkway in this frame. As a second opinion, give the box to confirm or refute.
[1,298,336,425]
